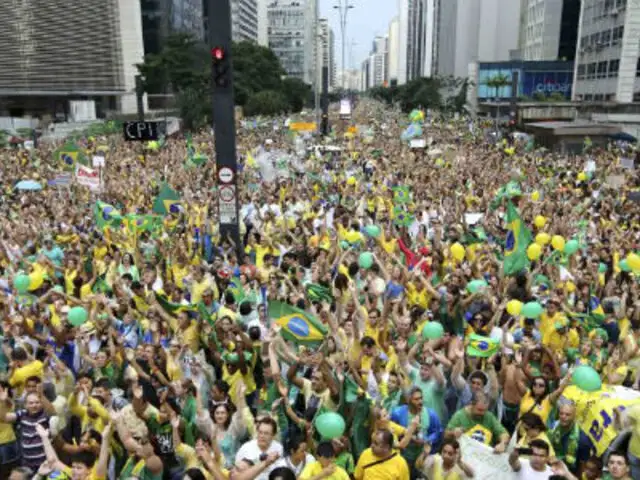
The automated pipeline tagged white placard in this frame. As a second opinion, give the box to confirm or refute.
[585,160,596,172]
[621,157,634,169]
[465,213,483,225]
[23,140,34,150]
[410,139,426,149]
[92,156,105,168]
[459,436,517,480]
[75,164,100,191]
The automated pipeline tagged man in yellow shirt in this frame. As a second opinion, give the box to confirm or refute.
[300,441,350,480]
[8,347,43,395]
[355,430,409,480]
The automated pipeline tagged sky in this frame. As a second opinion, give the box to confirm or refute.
[320,0,398,71]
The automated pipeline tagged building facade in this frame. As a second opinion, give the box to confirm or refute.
[316,18,336,91]
[0,0,145,116]
[572,0,640,102]
[437,0,521,78]
[398,0,437,84]
[387,16,401,84]
[266,0,318,84]
[204,0,258,43]
[144,0,203,56]
[520,0,580,61]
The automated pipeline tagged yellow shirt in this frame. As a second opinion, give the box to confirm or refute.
[191,278,217,305]
[300,462,350,480]
[539,312,566,339]
[9,360,44,394]
[0,415,16,444]
[62,465,104,480]
[355,448,410,480]
[516,431,556,457]
[519,390,552,425]
[223,365,257,404]
[542,328,579,354]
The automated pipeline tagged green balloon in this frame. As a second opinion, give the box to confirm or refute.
[564,239,580,255]
[422,321,445,340]
[68,306,88,327]
[572,365,602,392]
[358,252,374,269]
[467,279,488,294]
[315,412,346,439]
[522,301,543,319]
[13,274,31,294]
[598,263,607,273]
[339,240,350,250]
[620,259,631,272]
[364,225,381,238]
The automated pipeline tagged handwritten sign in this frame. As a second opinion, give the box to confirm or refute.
[459,436,517,480]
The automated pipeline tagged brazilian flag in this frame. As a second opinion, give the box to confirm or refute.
[153,183,181,215]
[123,214,162,234]
[54,142,88,172]
[393,186,411,204]
[156,293,197,317]
[267,301,328,345]
[466,334,500,358]
[93,201,122,230]
[589,294,605,322]
[503,201,532,276]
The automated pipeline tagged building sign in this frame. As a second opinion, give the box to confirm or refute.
[521,72,573,98]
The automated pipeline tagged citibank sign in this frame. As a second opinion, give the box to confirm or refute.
[535,81,571,94]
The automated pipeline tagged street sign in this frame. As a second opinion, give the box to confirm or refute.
[218,185,237,223]
[218,166,234,184]
[123,121,161,141]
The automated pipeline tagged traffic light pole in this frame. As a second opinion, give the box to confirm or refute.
[209,0,242,259]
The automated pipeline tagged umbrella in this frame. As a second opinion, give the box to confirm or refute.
[15,180,42,191]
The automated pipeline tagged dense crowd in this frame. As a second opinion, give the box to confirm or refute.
[0,100,639,480]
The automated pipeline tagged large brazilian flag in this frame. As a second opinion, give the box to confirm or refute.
[267,301,328,345]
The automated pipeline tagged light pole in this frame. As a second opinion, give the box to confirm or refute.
[333,1,355,90]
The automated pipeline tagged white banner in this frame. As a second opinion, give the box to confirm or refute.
[459,436,517,480]
[75,164,100,191]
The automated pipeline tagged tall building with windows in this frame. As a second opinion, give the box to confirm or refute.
[204,0,258,43]
[144,0,203,55]
[436,0,521,78]
[398,0,437,83]
[387,16,401,84]
[316,18,336,91]
[0,0,145,116]
[572,0,639,102]
[520,0,581,61]
[266,0,318,84]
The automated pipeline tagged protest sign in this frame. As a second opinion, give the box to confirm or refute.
[75,164,100,191]
[459,436,517,480]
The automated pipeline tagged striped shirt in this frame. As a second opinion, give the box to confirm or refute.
[15,409,49,469]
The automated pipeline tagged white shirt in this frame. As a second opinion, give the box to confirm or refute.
[235,439,284,480]
[273,453,315,477]
[516,459,554,479]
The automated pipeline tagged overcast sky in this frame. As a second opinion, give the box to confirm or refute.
[320,0,397,71]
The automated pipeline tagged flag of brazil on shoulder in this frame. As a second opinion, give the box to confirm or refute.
[268,301,328,345]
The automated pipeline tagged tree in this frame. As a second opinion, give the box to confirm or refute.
[177,87,210,131]
[486,74,511,99]
[232,41,286,107]
[244,90,289,117]
[280,77,312,113]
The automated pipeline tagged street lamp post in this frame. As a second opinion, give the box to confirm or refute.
[333,1,355,90]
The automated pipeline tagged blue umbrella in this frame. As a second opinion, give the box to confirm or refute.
[15,180,42,191]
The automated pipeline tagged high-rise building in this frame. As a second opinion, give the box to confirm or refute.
[520,0,580,61]
[144,0,203,56]
[258,0,269,45]
[266,0,318,84]
[204,0,258,43]
[387,16,401,84]
[572,0,640,103]
[316,18,336,91]
[436,0,521,78]
[0,0,145,116]
[398,0,437,83]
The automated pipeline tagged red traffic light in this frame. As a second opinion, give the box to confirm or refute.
[212,47,225,60]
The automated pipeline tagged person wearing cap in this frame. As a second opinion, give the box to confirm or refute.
[539,297,567,340]
[299,441,349,480]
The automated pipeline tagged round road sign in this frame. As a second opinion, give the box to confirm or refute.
[218,167,234,184]
[219,185,235,202]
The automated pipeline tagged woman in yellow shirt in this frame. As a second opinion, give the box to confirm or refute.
[518,374,571,431]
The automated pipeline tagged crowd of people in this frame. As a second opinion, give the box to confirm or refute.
[0,99,639,480]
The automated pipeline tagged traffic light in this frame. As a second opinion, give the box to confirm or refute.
[211,46,230,88]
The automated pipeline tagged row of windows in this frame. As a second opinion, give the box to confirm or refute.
[576,59,620,79]
[583,0,627,23]
[575,93,615,101]
[580,26,624,50]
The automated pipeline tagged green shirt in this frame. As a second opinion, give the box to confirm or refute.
[446,408,506,446]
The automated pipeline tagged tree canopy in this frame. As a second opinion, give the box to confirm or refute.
[136,34,313,128]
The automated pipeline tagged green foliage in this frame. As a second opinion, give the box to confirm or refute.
[177,87,210,131]
[244,90,289,117]
[136,34,311,124]
[485,74,511,98]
